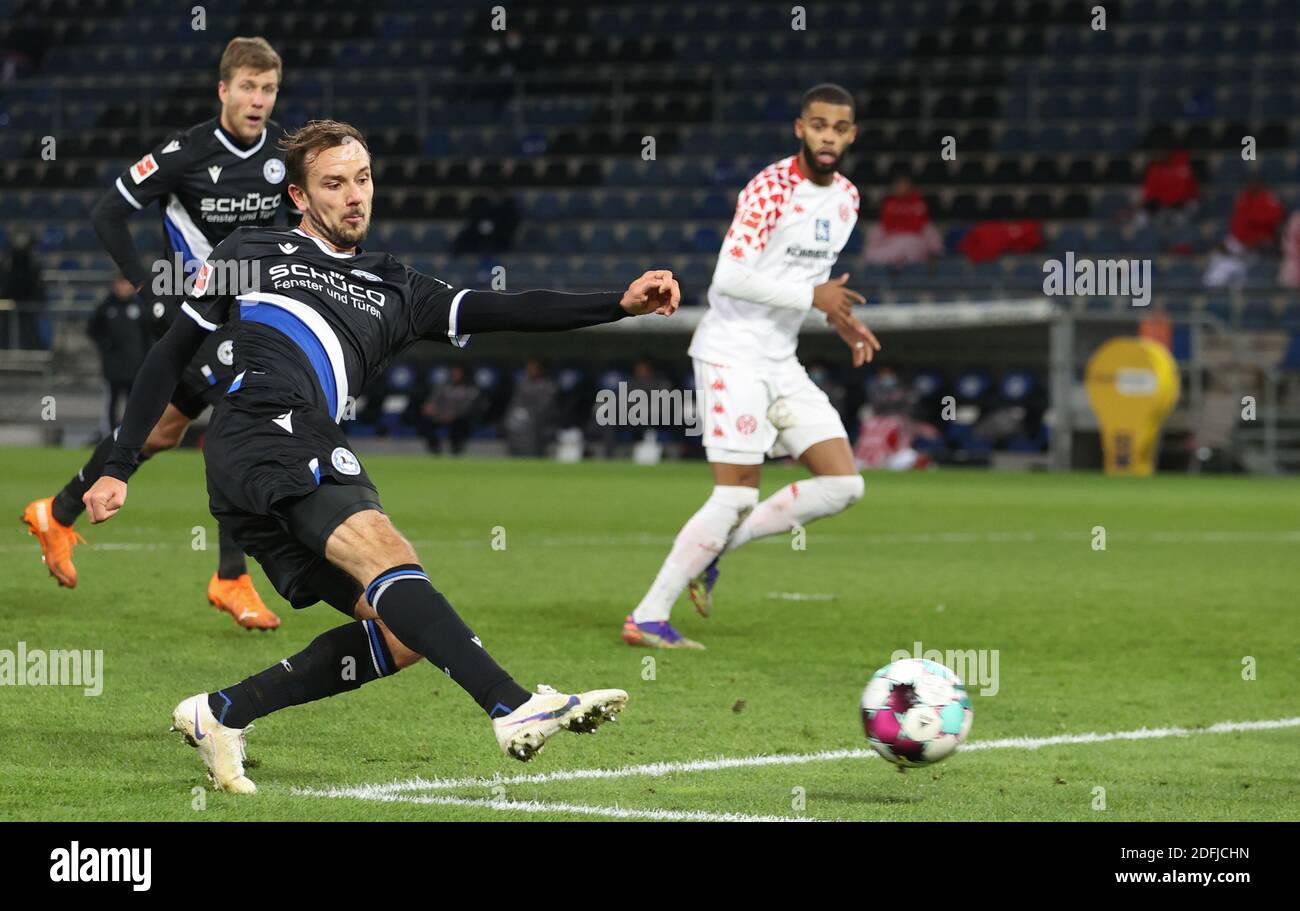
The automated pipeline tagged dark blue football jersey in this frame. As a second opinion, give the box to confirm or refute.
[112,118,289,334]
[183,225,467,422]
[113,117,289,264]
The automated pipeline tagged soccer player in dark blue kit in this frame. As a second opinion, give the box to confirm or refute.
[22,37,287,629]
[83,121,680,790]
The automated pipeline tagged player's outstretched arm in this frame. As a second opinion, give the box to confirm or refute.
[710,257,816,311]
[453,271,680,335]
[82,315,208,523]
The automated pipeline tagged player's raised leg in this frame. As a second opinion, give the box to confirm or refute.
[322,508,627,760]
[206,518,281,631]
[624,461,759,648]
[724,437,865,553]
[19,496,86,589]
[18,403,187,588]
[173,571,421,793]
[175,491,626,791]
[694,360,868,612]
[21,401,279,628]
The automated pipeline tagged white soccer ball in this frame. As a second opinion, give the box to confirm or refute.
[861,658,973,767]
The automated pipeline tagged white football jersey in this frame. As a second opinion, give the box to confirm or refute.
[689,155,859,365]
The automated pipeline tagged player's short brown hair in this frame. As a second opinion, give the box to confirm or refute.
[278,120,370,188]
[219,36,282,83]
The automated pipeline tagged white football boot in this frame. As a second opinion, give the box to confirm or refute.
[492,684,628,762]
[170,693,257,794]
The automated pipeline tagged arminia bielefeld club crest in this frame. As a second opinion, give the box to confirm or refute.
[331,447,361,475]
[263,158,285,184]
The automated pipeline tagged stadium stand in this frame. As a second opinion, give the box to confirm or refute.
[1,0,1297,466]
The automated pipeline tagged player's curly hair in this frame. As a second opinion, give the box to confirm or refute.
[278,120,370,188]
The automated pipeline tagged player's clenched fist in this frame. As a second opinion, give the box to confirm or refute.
[619,270,681,316]
[83,476,128,524]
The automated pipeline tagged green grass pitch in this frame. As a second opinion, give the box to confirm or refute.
[2,448,1297,821]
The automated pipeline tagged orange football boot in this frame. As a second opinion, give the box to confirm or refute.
[20,496,86,588]
[207,573,281,630]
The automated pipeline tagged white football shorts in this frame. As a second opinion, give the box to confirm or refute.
[692,357,848,465]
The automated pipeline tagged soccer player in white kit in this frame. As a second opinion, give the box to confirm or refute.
[623,84,880,650]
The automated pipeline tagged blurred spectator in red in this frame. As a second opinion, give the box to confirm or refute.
[1279,211,1300,289]
[853,368,938,470]
[1135,150,1199,227]
[957,220,1043,263]
[1204,181,1285,288]
[864,174,943,266]
[1229,182,1284,250]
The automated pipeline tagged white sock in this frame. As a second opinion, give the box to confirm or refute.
[726,475,865,552]
[632,485,759,623]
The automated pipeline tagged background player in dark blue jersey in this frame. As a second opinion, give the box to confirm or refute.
[21,37,287,630]
[82,121,681,788]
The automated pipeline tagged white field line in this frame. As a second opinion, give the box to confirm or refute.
[314,791,808,822]
[6,529,1300,554]
[295,717,1300,806]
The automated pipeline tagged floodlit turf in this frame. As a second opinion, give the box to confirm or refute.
[2,448,1297,821]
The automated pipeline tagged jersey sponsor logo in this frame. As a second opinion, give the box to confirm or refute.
[199,192,281,214]
[331,447,361,476]
[349,269,381,282]
[736,414,758,435]
[263,158,285,184]
[130,154,159,184]
[208,165,222,183]
[278,242,299,254]
[161,139,182,154]
[815,218,831,241]
[784,245,837,260]
[267,262,387,315]
[217,339,234,366]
